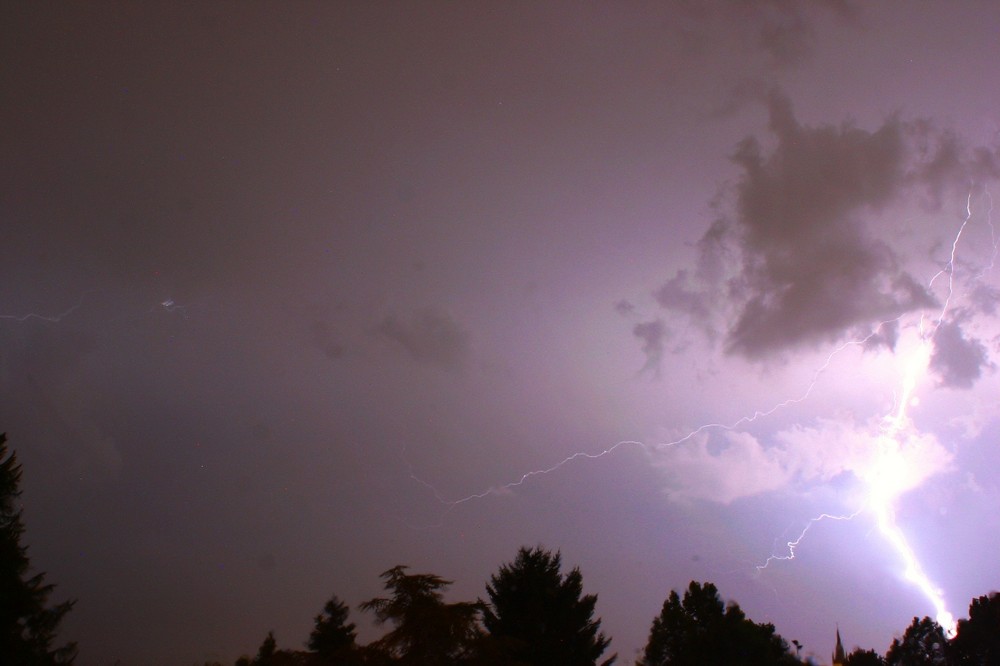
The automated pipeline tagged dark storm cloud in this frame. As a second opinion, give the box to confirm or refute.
[633,319,669,374]
[862,319,900,352]
[654,270,710,321]
[692,0,861,118]
[375,307,471,371]
[909,127,1000,211]
[754,0,816,68]
[681,0,859,71]
[652,90,1000,359]
[930,318,992,389]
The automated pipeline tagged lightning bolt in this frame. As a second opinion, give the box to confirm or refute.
[852,190,981,636]
[756,509,865,570]
[862,336,956,635]
[756,189,983,635]
[0,292,91,323]
[409,188,990,636]
[0,290,194,328]
[408,319,898,507]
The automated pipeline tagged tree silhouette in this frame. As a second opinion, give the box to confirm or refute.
[0,433,76,665]
[845,648,886,666]
[235,631,317,666]
[360,565,481,665]
[950,592,1000,665]
[255,631,278,664]
[637,581,800,666]
[480,546,615,666]
[307,595,360,664]
[885,617,950,666]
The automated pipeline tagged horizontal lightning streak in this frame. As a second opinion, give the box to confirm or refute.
[409,188,987,636]
[409,322,898,508]
[0,294,89,323]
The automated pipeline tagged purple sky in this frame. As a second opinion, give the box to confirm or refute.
[4,2,1000,664]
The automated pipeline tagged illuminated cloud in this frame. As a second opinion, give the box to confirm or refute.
[657,417,953,505]
[633,319,669,374]
[651,91,1000,361]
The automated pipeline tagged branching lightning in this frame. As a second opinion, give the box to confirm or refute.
[850,189,980,636]
[757,190,986,635]
[408,189,995,636]
[756,509,865,569]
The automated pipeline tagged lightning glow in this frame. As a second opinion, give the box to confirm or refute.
[855,189,983,637]
[408,189,994,638]
[758,191,985,635]
[408,322,897,510]
[865,338,956,635]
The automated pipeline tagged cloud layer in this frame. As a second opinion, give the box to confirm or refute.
[651,90,1000,362]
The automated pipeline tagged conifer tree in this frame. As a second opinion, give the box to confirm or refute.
[308,594,360,664]
[482,546,616,666]
[0,433,76,664]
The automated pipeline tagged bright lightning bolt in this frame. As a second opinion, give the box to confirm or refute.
[409,189,990,637]
[757,191,984,635]
[864,339,956,635]
[756,510,865,569]
[866,188,987,636]
[849,190,982,637]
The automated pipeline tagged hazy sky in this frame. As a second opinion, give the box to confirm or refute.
[4,2,1000,664]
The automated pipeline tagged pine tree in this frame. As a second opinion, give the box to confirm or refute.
[0,433,77,664]
[481,546,616,666]
[308,595,360,664]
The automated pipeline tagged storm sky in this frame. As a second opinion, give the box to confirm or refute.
[4,2,1000,664]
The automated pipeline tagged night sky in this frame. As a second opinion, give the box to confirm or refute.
[4,3,1000,664]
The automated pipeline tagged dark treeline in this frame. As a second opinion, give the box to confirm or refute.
[2,434,999,666]
[219,570,1000,666]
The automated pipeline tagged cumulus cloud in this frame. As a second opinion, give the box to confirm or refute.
[657,417,952,504]
[680,0,859,73]
[649,90,1000,361]
[722,90,941,357]
[375,307,471,371]
[682,1,861,118]
[654,270,711,321]
[633,319,669,375]
[754,0,830,68]
[929,318,992,389]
